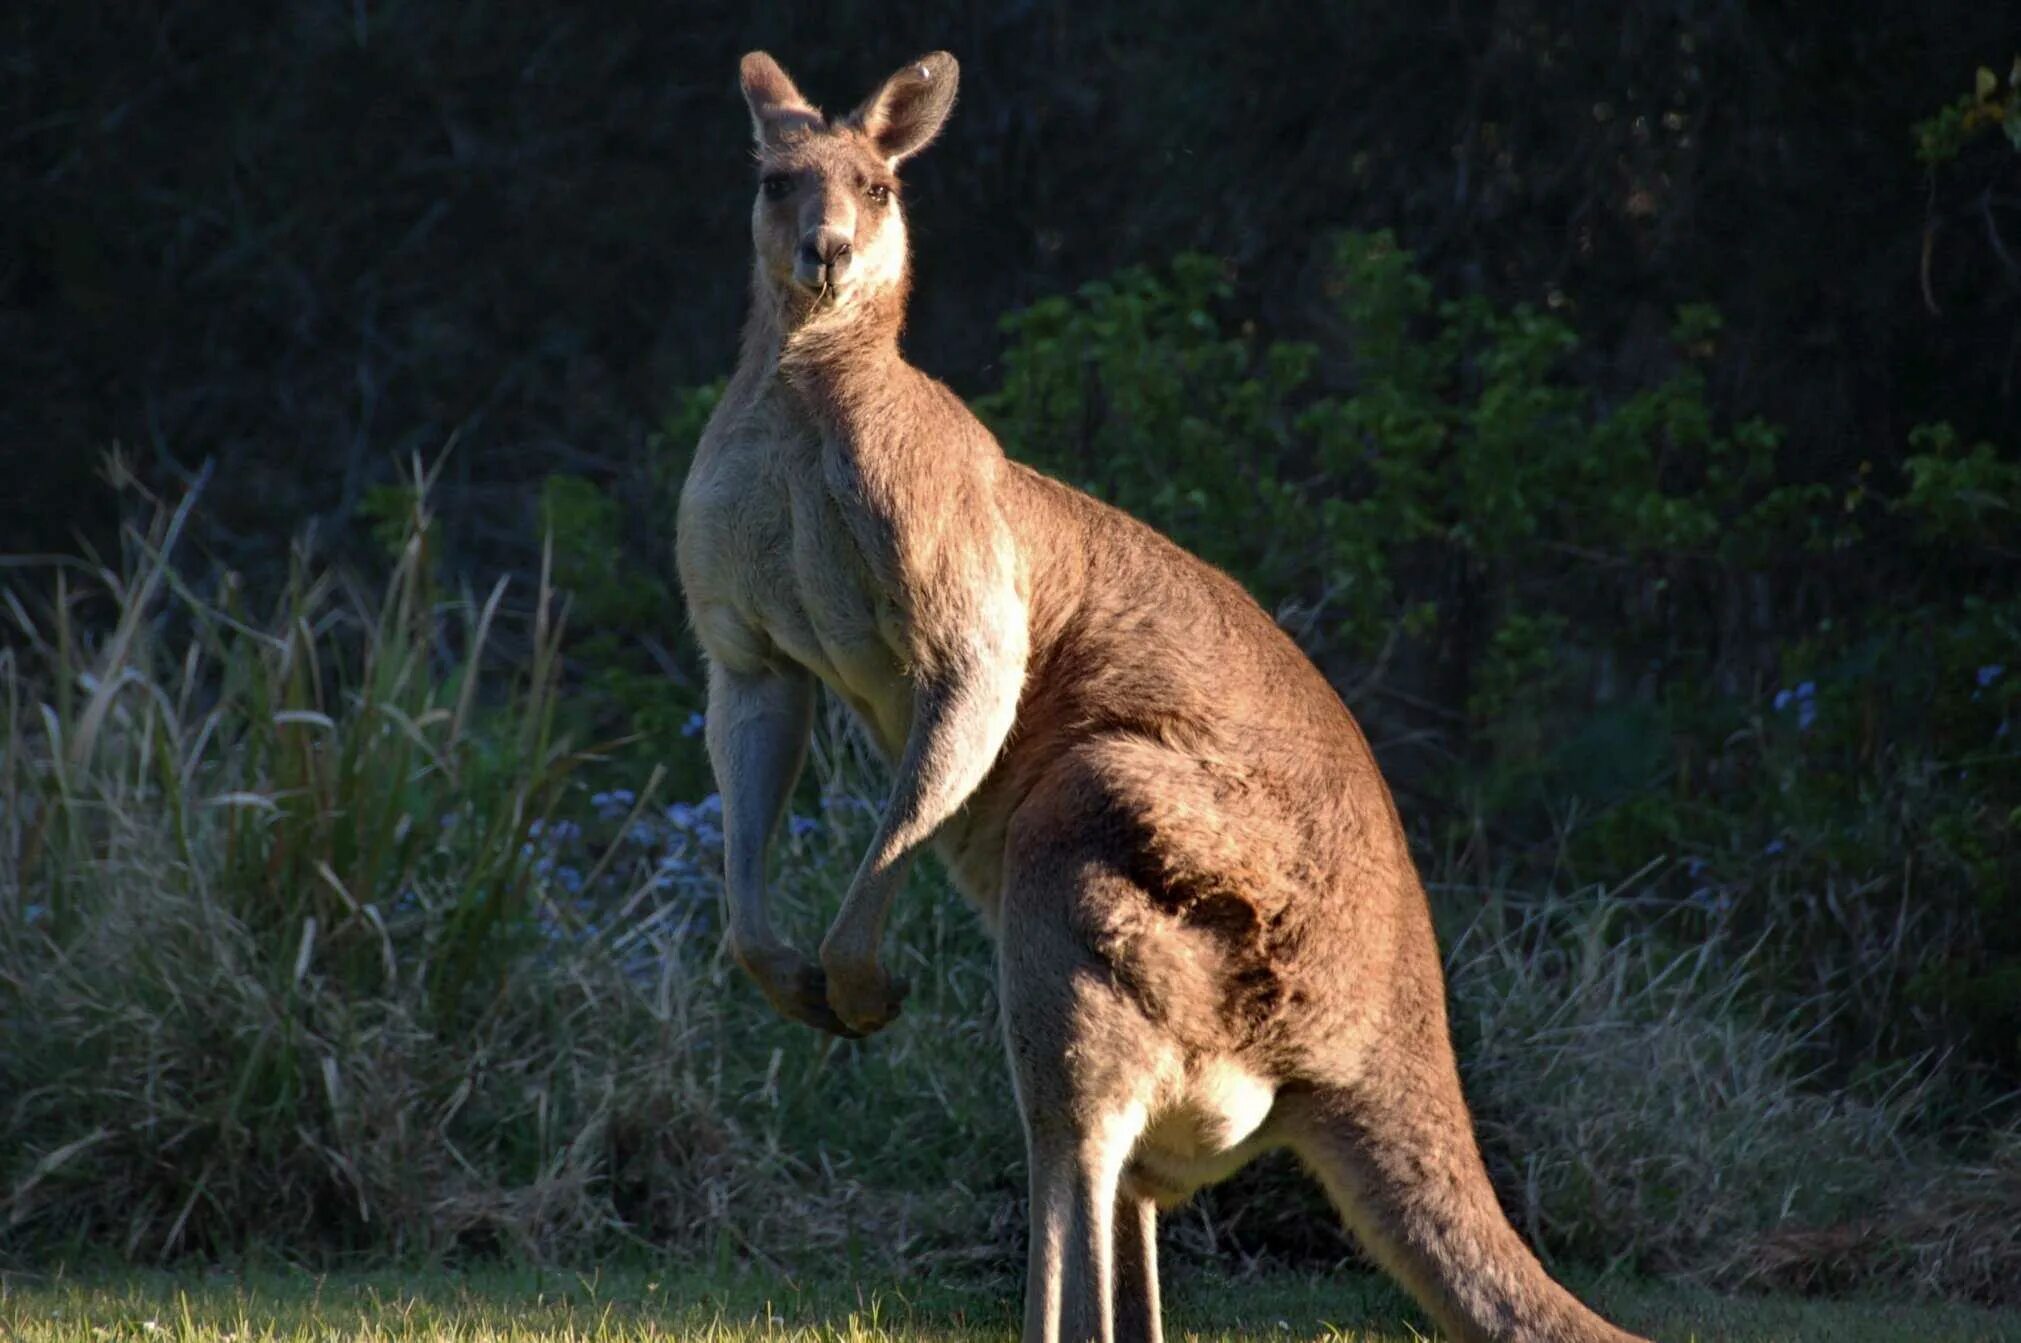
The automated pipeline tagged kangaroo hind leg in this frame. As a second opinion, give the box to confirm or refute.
[1000,848,1172,1343]
[1111,1189,1161,1343]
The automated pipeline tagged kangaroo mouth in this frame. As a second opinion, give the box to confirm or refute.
[792,268,851,302]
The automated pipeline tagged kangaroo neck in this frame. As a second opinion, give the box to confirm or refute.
[739,269,910,433]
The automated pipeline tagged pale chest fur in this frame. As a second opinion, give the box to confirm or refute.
[678,393,916,755]
[678,385,1025,925]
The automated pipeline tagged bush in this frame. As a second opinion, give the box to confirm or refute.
[979,234,2021,1089]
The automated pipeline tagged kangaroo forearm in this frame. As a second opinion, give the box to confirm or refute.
[824,643,1025,955]
[705,661,815,955]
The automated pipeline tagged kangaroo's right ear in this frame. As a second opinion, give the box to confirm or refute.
[740,52,822,149]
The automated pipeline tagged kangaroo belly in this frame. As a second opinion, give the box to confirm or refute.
[1125,1059,1280,1206]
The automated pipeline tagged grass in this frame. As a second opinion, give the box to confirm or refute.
[3,470,2020,1309]
[3,1267,2019,1343]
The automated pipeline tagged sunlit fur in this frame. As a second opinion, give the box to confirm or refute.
[750,132,908,317]
[678,50,1653,1343]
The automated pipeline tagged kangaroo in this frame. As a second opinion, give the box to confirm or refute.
[675,49,1653,1343]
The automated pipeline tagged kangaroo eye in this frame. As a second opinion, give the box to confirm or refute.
[761,174,792,200]
[866,183,892,204]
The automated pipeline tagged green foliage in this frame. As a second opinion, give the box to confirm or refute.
[1898,422,2021,542]
[530,380,728,802]
[979,233,2021,1082]
[360,480,428,561]
[653,381,728,496]
[977,255,1319,589]
[984,233,1786,775]
[1914,58,2021,164]
[540,477,670,634]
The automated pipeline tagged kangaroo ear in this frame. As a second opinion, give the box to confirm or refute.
[740,51,822,148]
[848,52,958,165]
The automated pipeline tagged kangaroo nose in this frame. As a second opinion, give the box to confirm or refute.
[794,229,853,288]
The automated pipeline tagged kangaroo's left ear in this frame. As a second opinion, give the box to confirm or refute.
[847,52,959,166]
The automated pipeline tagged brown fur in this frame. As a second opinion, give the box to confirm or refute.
[676,50,1654,1343]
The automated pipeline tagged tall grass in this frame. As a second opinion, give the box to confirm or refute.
[2,464,581,1252]
[0,468,1017,1266]
[1445,895,2021,1300]
[2,474,2017,1303]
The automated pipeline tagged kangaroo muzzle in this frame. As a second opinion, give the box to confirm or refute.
[795,227,854,291]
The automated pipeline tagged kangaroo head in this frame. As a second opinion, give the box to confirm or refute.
[738,50,958,320]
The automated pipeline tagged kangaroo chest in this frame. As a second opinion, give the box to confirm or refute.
[680,410,913,756]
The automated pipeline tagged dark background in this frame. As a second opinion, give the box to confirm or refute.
[5,2,2015,568]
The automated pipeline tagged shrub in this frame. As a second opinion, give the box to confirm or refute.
[979,234,2021,1089]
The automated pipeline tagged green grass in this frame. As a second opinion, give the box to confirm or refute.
[1,1268,2017,1343]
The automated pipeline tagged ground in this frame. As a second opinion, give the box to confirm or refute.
[0,1268,2015,1343]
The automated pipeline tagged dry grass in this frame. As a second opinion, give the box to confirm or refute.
[1445,896,2021,1301]
[3,475,2019,1307]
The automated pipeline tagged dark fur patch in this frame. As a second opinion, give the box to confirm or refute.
[1103,798,1286,1035]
